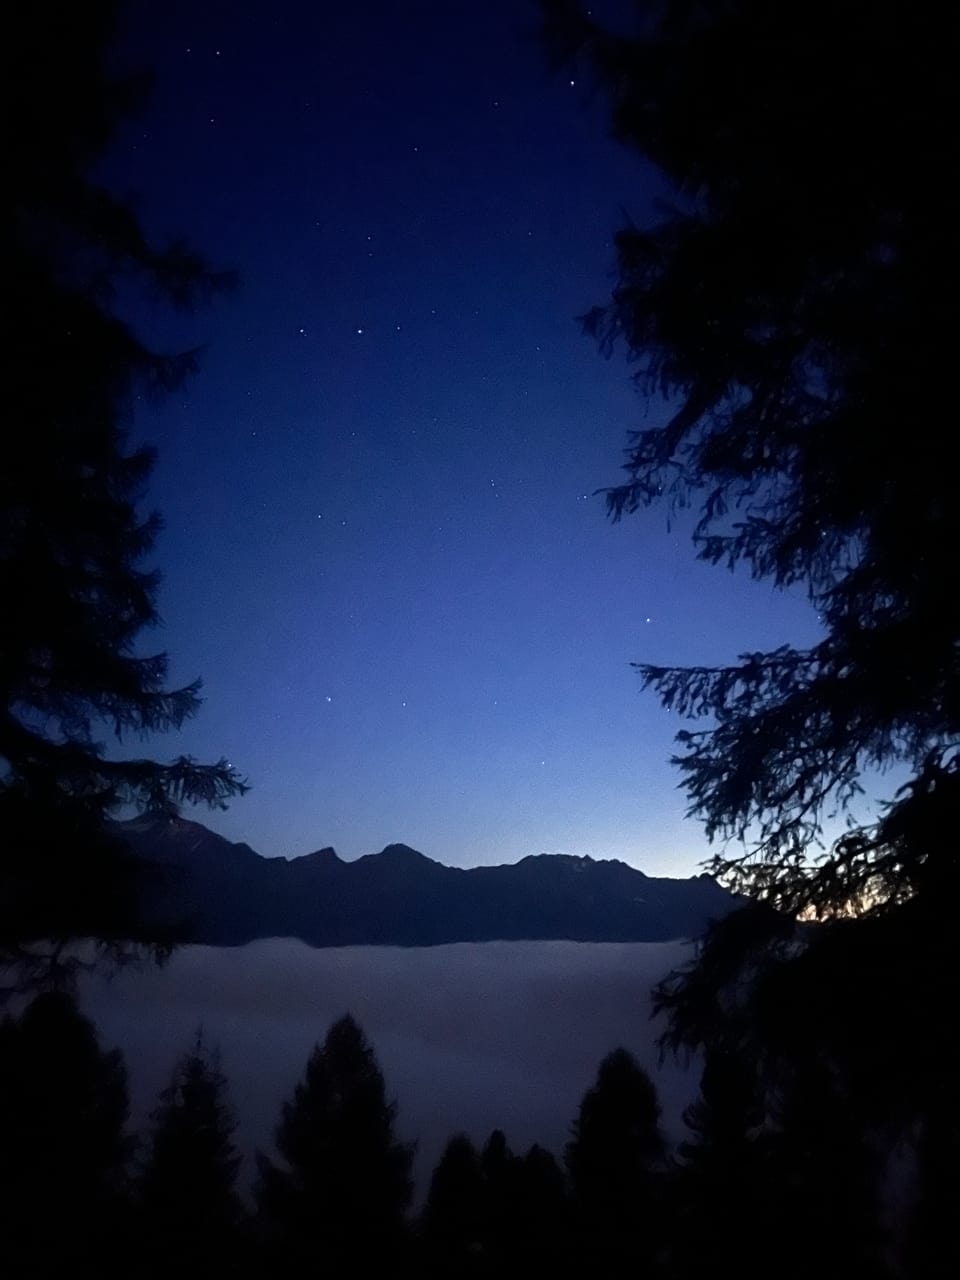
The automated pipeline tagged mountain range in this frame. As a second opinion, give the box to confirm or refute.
[121,816,737,948]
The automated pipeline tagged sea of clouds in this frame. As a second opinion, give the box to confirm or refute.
[80,938,698,1190]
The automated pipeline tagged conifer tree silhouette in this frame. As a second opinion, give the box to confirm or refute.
[421,1133,486,1278]
[254,1014,414,1272]
[565,1048,666,1275]
[542,0,959,1235]
[137,1032,244,1276]
[0,992,133,1274]
[2,0,246,985]
[672,1048,771,1278]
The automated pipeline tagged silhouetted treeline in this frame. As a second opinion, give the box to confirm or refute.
[0,998,933,1278]
[2,0,246,988]
[539,13,960,1275]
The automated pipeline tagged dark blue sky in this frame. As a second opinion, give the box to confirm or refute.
[110,0,819,871]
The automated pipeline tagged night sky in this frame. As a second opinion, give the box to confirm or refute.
[108,0,820,872]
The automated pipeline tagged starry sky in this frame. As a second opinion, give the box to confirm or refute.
[107,0,820,873]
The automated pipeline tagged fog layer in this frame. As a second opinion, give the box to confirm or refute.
[81,938,695,1187]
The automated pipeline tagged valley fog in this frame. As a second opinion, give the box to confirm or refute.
[80,938,696,1188]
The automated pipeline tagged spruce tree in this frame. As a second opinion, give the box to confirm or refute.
[0,992,133,1274]
[511,1144,568,1277]
[541,0,959,1220]
[474,1129,520,1275]
[2,0,246,982]
[672,1048,771,1279]
[137,1033,244,1276]
[254,1014,414,1271]
[565,1048,666,1274]
[422,1131,569,1279]
[541,0,957,921]
[420,1134,486,1278]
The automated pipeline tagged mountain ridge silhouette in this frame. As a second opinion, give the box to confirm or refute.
[121,816,737,947]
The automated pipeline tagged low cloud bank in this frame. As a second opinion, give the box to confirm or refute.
[80,938,697,1189]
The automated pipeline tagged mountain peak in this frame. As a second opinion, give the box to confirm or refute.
[117,815,261,866]
[122,817,738,947]
[374,843,432,863]
[516,852,646,878]
[301,845,341,864]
